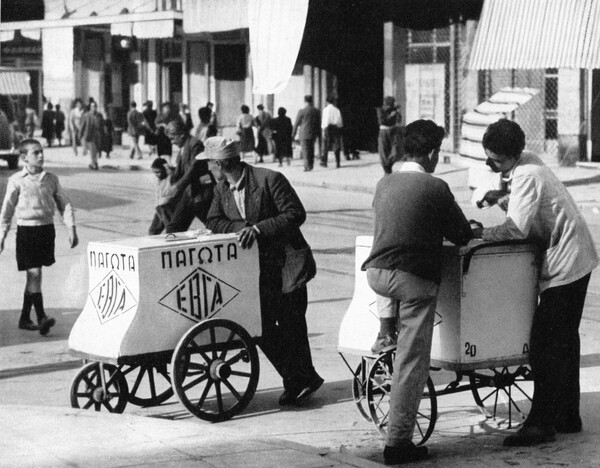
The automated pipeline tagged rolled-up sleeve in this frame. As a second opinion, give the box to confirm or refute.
[482,174,539,241]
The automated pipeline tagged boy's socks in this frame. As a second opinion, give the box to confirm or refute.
[19,292,34,323]
[380,317,397,336]
[30,292,46,322]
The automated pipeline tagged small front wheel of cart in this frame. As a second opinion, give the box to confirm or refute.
[70,362,129,413]
[469,365,533,427]
[171,318,259,422]
[366,351,437,445]
[121,362,174,407]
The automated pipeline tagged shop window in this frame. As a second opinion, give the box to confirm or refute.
[214,44,246,81]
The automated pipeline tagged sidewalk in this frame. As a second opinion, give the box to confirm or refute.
[3,144,600,467]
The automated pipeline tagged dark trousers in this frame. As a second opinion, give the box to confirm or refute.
[258,283,318,391]
[526,273,591,428]
[321,125,341,167]
[149,203,177,235]
[378,127,403,174]
[300,138,316,171]
[165,197,212,234]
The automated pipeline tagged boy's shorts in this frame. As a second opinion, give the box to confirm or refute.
[16,224,56,271]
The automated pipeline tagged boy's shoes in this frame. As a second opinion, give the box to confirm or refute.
[39,316,56,336]
[555,415,582,433]
[383,442,428,465]
[295,376,324,406]
[371,332,398,354]
[18,320,39,331]
[503,424,556,446]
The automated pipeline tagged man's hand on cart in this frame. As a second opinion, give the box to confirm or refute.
[237,226,259,249]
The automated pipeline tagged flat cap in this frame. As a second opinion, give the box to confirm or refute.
[197,136,238,160]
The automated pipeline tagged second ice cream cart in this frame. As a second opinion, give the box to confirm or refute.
[338,236,540,443]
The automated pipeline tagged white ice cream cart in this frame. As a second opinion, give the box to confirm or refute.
[338,236,540,443]
[68,232,261,422]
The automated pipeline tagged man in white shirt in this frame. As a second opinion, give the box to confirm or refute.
[320,96,343,168]
[473,119,598,447]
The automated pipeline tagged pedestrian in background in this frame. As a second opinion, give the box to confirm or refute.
[202,136,323,407]
[0,138,78,335]
[320,96,343,168]
[377,96,403,174]
[79,100,104,170]
[100,106,113,159]
[68,98,84,156]
[179,103,194,134]
[472,119,599,447]
[41,103,55,147]
[254,104,272,163]
[24,104,37,139]
[127,101,145,160]
[155,102,176,162]
[271,107,293,167]
[293,95,321,172]
[54,104,66,147]
[194,106,217,143]
[362,120,473,465]
[142,101,158,155]
[237,104,255,161]
[207,101,218,129]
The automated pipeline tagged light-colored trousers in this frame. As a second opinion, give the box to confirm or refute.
[367,268,438,447]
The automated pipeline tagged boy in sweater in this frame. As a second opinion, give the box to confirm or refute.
[0,139,78,335]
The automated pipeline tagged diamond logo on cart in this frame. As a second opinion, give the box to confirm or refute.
[158,267,240,322]
[90,270,138,324]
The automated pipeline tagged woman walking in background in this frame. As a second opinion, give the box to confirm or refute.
[68,98,84,156]
[237,104,255,161]
[271,107,293,167]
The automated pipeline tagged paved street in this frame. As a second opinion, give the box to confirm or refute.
[1,144,600,467]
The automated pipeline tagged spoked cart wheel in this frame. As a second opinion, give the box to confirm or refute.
[366,351,437,445]
[171,318,259,422]
[352,359,372,422]
[70,362,129,413]
[121,362,174,407]
[469,365,533,428]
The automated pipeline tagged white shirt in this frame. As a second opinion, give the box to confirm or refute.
[230,169,247,220]
[321,104,343,129]
[480,151,598,291]
[398,161,426,173]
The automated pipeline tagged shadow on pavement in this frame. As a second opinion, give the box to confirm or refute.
[0,307,79,348]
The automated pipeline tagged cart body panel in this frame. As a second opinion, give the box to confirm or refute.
[338,236,538,370]
[69,233,261,361]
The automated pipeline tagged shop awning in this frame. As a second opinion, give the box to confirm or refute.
[0,70,32,95]
[0,9,182,40]
[469,0,600,70]
[460,87,539,160]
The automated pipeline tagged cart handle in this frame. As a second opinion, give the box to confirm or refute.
[461,240,539,275]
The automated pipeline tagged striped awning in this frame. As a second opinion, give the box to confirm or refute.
[469,0,600,69]
[460,87,539,160]
[0,70,32,95]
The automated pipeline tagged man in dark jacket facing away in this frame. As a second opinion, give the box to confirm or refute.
[362,120,474,465]
[201,136,323,406]
[292,95,321,172]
